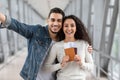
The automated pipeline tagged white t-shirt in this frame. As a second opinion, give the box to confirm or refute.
[64,42,77,48]
[36,40,56,80]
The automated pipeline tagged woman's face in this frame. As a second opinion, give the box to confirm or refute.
[63,19,76,39]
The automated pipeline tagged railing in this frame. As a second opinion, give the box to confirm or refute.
[93,49,120,80]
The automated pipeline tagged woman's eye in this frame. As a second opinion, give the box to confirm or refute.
[71,24,75,27]
[64,25,68,27]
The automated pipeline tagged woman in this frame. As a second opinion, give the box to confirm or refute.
[44,15,94,80]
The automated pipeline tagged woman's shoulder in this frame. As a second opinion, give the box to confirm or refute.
[55,40,64,45]
[77,40,89,45]
[53,40,64,47]
[77,40,86,43]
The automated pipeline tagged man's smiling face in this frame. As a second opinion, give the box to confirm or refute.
[48,13,63,34]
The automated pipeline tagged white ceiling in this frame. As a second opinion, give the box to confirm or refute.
[27,0,70,18]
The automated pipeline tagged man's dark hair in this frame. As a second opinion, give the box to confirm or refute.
[48,7,65,19]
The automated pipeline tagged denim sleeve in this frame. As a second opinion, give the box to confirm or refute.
[0,15,36,39]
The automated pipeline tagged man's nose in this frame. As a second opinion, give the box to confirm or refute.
[53,21,59,25]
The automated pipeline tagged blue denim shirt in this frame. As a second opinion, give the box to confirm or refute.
[0,18,52,80]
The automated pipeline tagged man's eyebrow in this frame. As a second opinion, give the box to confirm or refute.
[50,18,55,19]
[58,18,62,20]
[57,19,62,22]
[50,18,62,21]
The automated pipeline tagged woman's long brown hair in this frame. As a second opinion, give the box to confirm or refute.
[57,15,91,45]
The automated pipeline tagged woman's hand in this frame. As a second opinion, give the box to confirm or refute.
[74,55,82,65]
[61,56,69,67]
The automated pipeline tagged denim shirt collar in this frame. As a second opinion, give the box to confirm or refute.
[44,25,51,39]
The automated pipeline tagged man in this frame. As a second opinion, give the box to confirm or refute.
[0,7,92,80]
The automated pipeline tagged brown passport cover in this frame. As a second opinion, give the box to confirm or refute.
[64,48,77,61]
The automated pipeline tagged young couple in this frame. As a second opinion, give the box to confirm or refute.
[0,7,93,80]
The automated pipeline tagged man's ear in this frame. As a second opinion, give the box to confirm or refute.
[47,18,49,23]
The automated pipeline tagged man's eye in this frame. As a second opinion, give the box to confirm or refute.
[51,19,55,22]
[58,19,62,22]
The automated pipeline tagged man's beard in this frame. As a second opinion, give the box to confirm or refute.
[50,29,58,34]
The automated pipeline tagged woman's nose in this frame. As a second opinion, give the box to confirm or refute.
[67,26,71,30]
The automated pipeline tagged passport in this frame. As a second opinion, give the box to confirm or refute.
[64,48,77,61]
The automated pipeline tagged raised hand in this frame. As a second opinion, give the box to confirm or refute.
[0,12,6,23]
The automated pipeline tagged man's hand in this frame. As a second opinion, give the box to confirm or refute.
[88,45,93,53]
[0,13,6,23]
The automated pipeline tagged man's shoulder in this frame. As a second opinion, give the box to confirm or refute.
[32,25,47,32]
[33,24,43,29]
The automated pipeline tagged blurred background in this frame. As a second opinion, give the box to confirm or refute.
[0,0,119,80]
